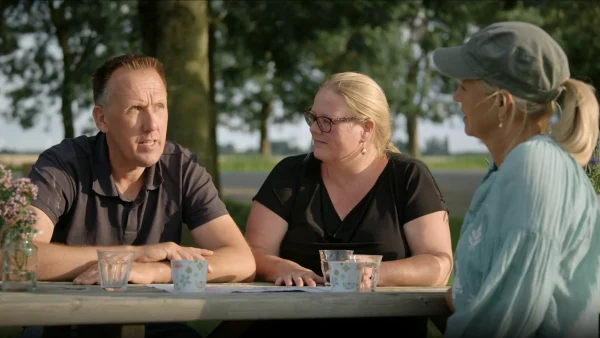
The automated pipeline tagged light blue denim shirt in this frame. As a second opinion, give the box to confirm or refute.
[446,135,600,338]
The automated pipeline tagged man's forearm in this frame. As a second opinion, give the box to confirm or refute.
[205,247,256,283]
[34,242,134,281]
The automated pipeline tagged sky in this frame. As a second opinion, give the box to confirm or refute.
[0,107,486,154]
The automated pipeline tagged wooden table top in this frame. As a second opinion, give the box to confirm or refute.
[0,282,451,326]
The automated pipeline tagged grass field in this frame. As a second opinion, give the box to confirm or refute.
[0,153,489,176]
[0,200,464,338]
[219,154,490,172]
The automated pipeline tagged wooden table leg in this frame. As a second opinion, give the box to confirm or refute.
[42,324,145,338]
[208,320,254,338]
[429,315,448,334]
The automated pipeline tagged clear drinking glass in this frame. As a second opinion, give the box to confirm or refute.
[351,254,383,292]
[319,250,353,286]
[97,250,134,291]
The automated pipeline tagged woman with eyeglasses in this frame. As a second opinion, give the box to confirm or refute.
[240,71,452,337]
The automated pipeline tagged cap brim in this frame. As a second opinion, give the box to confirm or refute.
[432,46,479,80]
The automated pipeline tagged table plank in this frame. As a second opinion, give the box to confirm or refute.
[0,282,451,327]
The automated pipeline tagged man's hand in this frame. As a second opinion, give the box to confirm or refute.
[135,242,214,264]
[73,262,159,285]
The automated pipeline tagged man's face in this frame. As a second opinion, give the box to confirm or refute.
[93,67,168,169]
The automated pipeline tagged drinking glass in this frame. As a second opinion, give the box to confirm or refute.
[97,250,134,292]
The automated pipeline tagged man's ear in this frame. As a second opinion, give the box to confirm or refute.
[92,106,109,133]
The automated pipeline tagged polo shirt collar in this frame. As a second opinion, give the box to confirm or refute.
[92,132,164,197]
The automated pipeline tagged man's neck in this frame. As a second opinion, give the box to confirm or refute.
[108,150,146,200]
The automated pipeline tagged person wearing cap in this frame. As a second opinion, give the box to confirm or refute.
[432,21,600,337]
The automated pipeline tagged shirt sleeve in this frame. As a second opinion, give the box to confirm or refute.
[402,159,448,223]
[446,230,559,338]
[27,150,77,225]
[252,155,306,222]
[446,140,564,338]
[182,153,229,230]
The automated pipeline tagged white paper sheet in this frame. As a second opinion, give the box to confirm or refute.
[145,283,328,293]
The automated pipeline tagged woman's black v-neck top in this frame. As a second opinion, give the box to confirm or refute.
[253,152,447,274]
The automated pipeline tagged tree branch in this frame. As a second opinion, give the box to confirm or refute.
[72,34,98,72]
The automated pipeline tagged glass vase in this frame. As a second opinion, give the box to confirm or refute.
[2,232,38,292]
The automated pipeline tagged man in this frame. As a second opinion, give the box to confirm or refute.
[20,53,256,337]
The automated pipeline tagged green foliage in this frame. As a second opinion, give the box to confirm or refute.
[0,0,140,137]
[213,0,404,135]
[585,142,600,194]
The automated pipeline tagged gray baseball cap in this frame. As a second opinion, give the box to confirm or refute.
[432,21,569,104]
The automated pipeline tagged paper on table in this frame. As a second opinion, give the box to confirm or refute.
[146,284,328,293]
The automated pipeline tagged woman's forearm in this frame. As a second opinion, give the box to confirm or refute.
[377,253,453,286]
[251,248,310,282]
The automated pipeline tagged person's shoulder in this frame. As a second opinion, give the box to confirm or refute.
[38,133,96,165]
[387,151,433,175]
[276,153,313,168]
[504,135,573,173]
[159,139,207,169]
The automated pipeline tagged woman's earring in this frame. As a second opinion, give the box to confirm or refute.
[498,121,503,128]
[361,144,366,155]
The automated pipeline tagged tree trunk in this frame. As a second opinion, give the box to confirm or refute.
[138,0,158,57]
[207,0,220,193]
[259,99,272,156]
[140,0,220,192]
[406,113,419,157]
[49,1,75,139]
[406,60,420,157]
[59,68,75,139]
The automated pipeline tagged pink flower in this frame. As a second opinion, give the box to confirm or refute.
[0,164,12,190]
[0,166,40,243]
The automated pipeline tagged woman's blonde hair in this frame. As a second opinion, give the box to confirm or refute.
[480,79,598,166]
[320,72,400,155]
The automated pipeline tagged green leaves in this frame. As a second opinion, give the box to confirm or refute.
[0,0,140,138]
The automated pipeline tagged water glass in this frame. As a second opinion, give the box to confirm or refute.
[97,250,134,292]
[319,249,353,286]
[351,254,383,292]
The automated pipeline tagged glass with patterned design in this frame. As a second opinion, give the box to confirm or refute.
[171,259,208,293]
[319,250,354,286]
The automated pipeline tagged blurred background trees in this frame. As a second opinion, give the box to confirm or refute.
[1,0,597,182]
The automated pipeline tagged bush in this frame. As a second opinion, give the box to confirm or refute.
[585,142,600,194]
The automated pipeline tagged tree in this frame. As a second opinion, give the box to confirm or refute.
[214,0,403,156]
[139,0,220,191]
[492,1,600,92]
[0,0,140,138]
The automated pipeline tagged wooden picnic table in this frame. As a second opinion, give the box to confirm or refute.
[0,282,451,337]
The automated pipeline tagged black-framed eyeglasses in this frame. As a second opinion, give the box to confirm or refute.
[303,108,361,133]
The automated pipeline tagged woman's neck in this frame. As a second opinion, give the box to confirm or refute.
[321,148,385,187]
[483,125,543,167]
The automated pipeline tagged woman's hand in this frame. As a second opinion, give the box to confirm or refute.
[275,269,325,287]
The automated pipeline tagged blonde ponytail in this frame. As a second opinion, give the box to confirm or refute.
[385,141,401,154]
[552,79,599,166]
